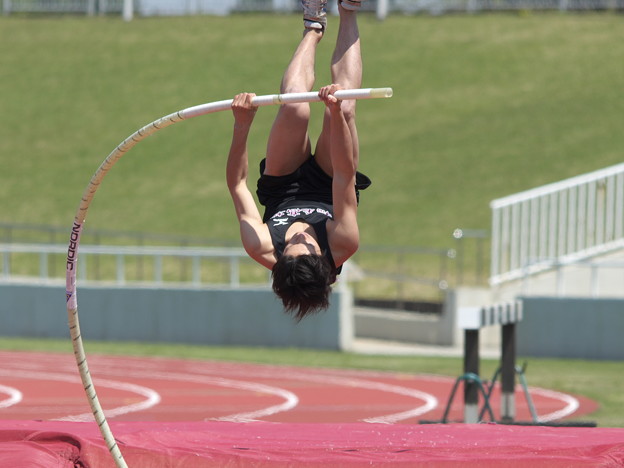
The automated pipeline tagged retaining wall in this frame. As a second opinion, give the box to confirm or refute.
[517,296,624,360]
[0,283,353,351]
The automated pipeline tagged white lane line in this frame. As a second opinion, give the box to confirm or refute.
[0,358,298,422]
[0,369,160,420]
[0,384,23,408]
[206,379,299,422]
[192,364,586,424]
[57,379,161,422]
[282,373,438,424]
[78,367,299,423]
[0,353,584,424]
[530,387,580,422]
[183,366,438,424]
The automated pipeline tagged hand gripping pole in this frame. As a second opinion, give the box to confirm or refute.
[180,87,393,119]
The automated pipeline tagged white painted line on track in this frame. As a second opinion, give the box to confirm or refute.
[79,366,299,422]
[208,378,299,422]
[0,384,22,408]
[0,353,586,424]
[57,380,161,422]
[0,369,160,421]
[274,368,583,423]
[530,387,580,422]
[0,356,298,422]
[277,373,438,424]
[182,365,438,424]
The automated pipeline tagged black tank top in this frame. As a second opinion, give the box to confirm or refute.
[265,200,341,274]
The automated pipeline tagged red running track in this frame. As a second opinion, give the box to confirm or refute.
[0,350,622,467]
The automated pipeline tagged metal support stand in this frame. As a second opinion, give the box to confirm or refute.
[440,372,496,424]
[421,301,596,427]
[500,322,516,422]
[463,329,480,423]
[480,363,538,423]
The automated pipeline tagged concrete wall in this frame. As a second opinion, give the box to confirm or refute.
[0,283,353,351]
[354,287,500,348]
[354,307,455,346]
[137,0,238,16]
[517,297,624,360]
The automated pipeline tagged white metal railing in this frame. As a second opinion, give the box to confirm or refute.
[490,163,624,285]
[0,0,376,16]
[0,243,269,288]
[2,0,121,15]
[1,242,453,303]
[4,0,620,17]
[520,258,624,298]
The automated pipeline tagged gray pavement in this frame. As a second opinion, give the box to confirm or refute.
[351,338,501,359]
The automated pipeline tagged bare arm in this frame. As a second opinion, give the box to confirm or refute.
[318,84,359,264]
[226,93,274,268]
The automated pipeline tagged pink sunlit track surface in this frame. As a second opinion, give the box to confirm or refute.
[0,350,621,467]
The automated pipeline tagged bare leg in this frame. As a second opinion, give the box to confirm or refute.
[264,29,323,176]
[314,4,362,176]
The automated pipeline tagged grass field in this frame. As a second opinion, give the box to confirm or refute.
[0,337,621,427]
[1,12,623,255]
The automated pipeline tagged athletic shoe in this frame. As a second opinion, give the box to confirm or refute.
[340,0,362,10]
[302,0,327,31]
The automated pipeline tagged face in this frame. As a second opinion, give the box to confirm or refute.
[283,231,322,257]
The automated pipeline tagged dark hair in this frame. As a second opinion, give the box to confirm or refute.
[271,254,336,321]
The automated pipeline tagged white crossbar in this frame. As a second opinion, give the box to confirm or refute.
[458,301,523,330]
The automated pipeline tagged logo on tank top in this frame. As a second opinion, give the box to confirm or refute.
[270,206,333,226]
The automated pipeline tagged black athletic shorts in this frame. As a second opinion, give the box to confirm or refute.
[256,156,371,222]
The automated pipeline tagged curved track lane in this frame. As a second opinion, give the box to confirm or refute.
[0,351,597,424]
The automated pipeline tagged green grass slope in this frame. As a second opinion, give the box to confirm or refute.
[1,13,623,250]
